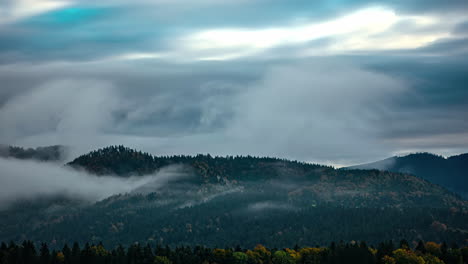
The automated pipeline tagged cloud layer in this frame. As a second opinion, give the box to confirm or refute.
[0,157,190,209]
[0,60,411,164]
[0,0,467,165]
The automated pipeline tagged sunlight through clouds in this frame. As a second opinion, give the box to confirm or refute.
[0,0,70,24]
[172,6,453,60]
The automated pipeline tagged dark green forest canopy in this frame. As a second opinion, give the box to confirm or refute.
[67,145,331,178]
[1,146,467,251]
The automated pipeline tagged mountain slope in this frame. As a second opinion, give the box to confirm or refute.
[346,152,468,198]
[1,146,467,247]
[67,147,465,208]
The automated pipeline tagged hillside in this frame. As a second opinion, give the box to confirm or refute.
[66,146,464,208]
[1,146,467,247]
[346,153,468,198]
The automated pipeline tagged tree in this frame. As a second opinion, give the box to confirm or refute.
[399,240,410,250]
[425,242,441,257]
[272,251,294,264]
[40,243,51,264]
[212,248,233,264]
[382,255,396,264]
[415,241,426,254]
[285,248,301,263]
[300,248,323,264]
[71,243,80,264]
[422,254,444,264]
[233,252,249,264]
[392,249,424,264]
[154,256,172,264]
[62,244,71,264]
[22,240,37,264]
[56,252,65,263]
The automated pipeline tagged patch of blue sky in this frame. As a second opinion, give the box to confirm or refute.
[20,6,108,27]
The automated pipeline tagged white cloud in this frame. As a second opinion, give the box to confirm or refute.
[115,6,458,61]
[0,0,70,24]
[0,158,190,209]
[0,60,408,164]
[0,79,120,150]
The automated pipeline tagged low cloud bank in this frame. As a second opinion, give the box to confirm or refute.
[0,158,189,209]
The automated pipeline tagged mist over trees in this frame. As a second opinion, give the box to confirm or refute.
[1,146,467,249]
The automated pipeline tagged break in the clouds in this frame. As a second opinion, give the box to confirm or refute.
[0,0,467,165]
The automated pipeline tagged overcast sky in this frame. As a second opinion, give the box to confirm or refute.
[0,0,467,166]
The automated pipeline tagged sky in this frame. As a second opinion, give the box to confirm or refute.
[0,0,467,166]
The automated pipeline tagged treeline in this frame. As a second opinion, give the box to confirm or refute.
[67,145,329,178]
[1,240,467,264]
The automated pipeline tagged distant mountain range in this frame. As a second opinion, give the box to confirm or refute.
[345,153,468,198]
[1,146,466,247]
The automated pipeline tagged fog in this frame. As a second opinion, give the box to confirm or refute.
[0,157,190,209]
[0,61,413,165]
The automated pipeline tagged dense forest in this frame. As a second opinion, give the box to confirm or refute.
[1,146,467,250]
[1,240,467,264]
[67,145,330,181]
[1,146,466,248]
[3,201,467,248]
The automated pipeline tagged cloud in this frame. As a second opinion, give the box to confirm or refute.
[0,0,70,24]
[100,60,406,164]
[222,61,406,162]
[0,0,468,165]
[0,58,438,165]
[1,51,468,165]
[1,3,465,64]
[0,79,120,152]
[0,158,190,210]
[177,6,466,61]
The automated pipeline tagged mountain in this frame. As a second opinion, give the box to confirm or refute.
[0,144,67,162]
[1,146,467,248]
[346,152,468,198]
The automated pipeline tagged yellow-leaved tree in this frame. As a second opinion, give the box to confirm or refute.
[393,249,425,264]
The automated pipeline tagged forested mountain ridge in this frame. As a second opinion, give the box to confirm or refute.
[67,145,330,181]
[345,152,468,198]
[1,146,467,248]
[66,146,465,209]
